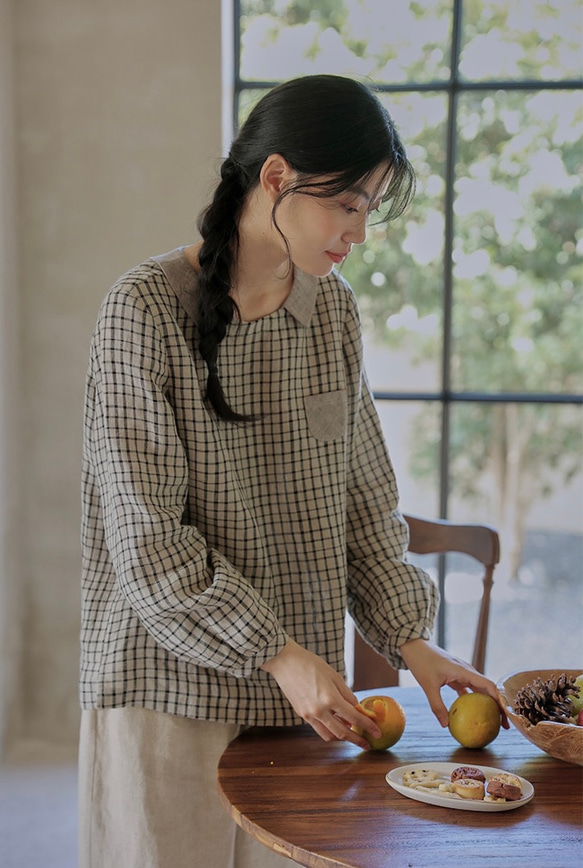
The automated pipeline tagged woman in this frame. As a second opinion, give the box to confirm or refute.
[79,74,505,867]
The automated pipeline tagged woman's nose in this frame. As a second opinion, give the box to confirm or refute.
[343,215,367,245]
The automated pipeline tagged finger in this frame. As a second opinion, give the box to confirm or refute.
[339,703,382,739]
[495,692,510,728]
[328,712,372,750]
[331,682,383,739]
[307,718,338,743]
[423,687,450,727]
[307,714,369,749]
[343,729,371,750]
[335,709,381,743]
[305,704,353,742]
[480,685,510,727]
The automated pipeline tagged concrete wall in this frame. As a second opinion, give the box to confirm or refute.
[1,0,226,754]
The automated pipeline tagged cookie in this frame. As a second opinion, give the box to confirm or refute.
[452,778,485,800]
[487,773,522,801]
[402,769,441,788]
[450,766,486,783]
[489,772,521,789]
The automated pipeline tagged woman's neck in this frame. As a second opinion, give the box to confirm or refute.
[185,191,294,322]
[231,239,293,322]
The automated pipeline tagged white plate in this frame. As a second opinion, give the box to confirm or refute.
[386,762,534,812]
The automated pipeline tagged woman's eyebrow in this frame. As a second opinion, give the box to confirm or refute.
[345,185,370,201]
[346,185,385,207]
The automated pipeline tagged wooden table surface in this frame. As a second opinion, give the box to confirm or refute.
[218,687,583,868]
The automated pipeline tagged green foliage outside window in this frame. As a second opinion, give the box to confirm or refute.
[238,1,582,587]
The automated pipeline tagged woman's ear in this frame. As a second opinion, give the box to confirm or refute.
[259,154,295,201]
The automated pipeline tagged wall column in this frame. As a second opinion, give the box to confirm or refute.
[0,0,24,759]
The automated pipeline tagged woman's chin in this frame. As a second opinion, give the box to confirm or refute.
[298,260,336,278]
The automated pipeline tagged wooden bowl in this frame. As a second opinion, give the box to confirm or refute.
[497,669,583,766]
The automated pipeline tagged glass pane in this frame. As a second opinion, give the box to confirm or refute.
[447,402,583,680]
[238,88,267,126]
[442,551,485,662]
[374,399,441,516]
[459,0,583,82]
[240,0,453,83]
[345,92,448,393]
[371,399,441,687]
[452,89,583,394]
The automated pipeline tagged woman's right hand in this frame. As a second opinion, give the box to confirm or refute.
[260,639,381,749]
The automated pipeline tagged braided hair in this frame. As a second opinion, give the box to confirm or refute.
[196,158,247,421]
[196,74,415,422]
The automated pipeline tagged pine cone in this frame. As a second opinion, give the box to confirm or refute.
[513,673,578,725]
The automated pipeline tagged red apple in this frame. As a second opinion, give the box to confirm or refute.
[577,709,583,726]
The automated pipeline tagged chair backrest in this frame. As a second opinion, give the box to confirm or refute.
[350,513,501,690]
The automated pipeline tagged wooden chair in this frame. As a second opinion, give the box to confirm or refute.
[351,514,501,690]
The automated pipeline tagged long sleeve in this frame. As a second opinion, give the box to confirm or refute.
[83,284,288,678]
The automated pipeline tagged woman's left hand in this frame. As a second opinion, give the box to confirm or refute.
[398,638,509,728]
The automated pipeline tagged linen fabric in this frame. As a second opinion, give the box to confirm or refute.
[80,247,438,725]
[78,707,293,868]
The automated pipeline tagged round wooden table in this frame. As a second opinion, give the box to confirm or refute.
[218,687,583,867]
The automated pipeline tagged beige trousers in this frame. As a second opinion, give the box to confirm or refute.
[78,707,294,868]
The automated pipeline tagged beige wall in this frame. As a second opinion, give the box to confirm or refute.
[1,0,226,754]
[0,0,24,757]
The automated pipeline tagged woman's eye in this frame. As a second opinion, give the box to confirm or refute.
[343,204,359,214]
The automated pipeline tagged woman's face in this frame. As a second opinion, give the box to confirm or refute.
[275,164,390,277]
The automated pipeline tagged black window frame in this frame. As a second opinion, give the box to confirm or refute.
[232,0,583,646]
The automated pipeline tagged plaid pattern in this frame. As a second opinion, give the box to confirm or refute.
[80,248,438,725]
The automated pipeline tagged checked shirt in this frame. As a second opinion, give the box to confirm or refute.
[80,247,438,725]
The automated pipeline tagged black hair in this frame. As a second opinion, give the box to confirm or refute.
[196,74,415,422]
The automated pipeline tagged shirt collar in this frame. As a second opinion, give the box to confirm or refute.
[151,247,318,328]
[283,266,318,327]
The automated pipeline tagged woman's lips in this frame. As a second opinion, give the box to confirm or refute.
[326,251,348,263]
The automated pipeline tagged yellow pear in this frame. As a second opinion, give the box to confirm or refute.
[448,692,501,749]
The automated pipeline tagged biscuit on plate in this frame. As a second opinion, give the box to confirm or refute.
[450,765,486,783]
[452,778,485,800]
[486,773,522,801]
[402,769,440,788]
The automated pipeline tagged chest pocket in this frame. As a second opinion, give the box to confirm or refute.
[304,390,347,442]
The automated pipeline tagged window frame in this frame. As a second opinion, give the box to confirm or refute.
[232,0,583,646]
